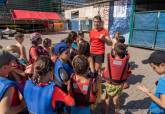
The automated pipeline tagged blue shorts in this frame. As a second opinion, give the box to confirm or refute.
[71,106,91,114]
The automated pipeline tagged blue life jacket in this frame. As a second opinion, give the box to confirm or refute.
[0,77,18,101]
[23,80,56,114]
[54,58,73,86]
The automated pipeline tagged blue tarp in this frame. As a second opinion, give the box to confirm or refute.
[71,20,79,32]
[155,32,165,49]
[131,12,157,48]
[134,13,157,30]
[131,11,165,49]
[131,30,155,48]
[158,12,165,30]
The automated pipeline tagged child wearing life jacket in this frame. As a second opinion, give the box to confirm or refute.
[77,31,85,44]
[6,44,28,70]
[69,55,97,114]
[50,46,58,63]
[29,32,47,64]
[137,51,165,114]
[0,50,25,114]
[61,31,78,47]
[23,56,75,114]
[61,31,78,62]
[6,46,28,100]
[70,31,79,61]
[43,38,52,56]
[111,35,129,89]
[15,32,28,65]
[103,43,131,114]
[77,40,95,76]
[112,32,126,49]
[53,42,74,90]
[6,45,20,58]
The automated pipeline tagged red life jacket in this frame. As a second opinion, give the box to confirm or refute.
[70,74,96,106]
[103,53,130,84]
[29,46,49,64]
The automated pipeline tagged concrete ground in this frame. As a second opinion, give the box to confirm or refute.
[0,32,159,114]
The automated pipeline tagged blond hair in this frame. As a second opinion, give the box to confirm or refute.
[6,45,20,54]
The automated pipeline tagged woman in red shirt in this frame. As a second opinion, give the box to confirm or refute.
[89,15,112,72]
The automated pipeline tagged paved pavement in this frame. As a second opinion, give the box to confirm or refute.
[0,32,160,114]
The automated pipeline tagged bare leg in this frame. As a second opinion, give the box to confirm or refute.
[123,82,129,89]
[113,95,120,114]
[105,97,110,114]
[94,62,102,72]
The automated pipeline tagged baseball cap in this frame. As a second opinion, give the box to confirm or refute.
[0,50,17,68]
[14,32,24,39]
[53,42,68,55]
[142,51,165,65]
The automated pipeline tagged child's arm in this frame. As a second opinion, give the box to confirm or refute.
[88,56,95,73]
[137,85,165,108]
[67,80,73,96]
[99,34,112,46]
[51,86,75,109]
[104,36,113,46]
[0,87,25,114]
[21,46,28,62]
[147,92,165,108]
[99,30,112,46]
[92,79,98,94]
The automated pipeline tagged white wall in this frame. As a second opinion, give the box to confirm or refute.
[64,5,110,29]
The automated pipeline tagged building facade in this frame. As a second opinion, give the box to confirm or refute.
[0,0,61,24]
[64,1,110,31]
[61,0,86,11]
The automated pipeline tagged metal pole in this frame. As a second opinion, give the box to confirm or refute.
[128,0,136,45]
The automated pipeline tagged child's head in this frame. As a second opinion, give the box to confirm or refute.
[50,46,58,63]
[113,43,127,58]
[114,32,120,40]
[14,32,24,44]
[6,45,20,58]
[43,38,52,48]
[118,36,125,44]
[77,31,84,41]
[0,50,17,76]
[31,32,42,46]
[32,56,54,84]
[72,55,89,75]
[78,41,90,57]
[143,51,165,75]
[54,42,69,61]
[65,31,77,46]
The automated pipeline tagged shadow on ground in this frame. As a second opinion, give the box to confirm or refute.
[129,61,138,70]
[128,74,145,85]
[121,97,151,114]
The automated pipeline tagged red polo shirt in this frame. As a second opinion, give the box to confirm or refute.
[89,28,109,55]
